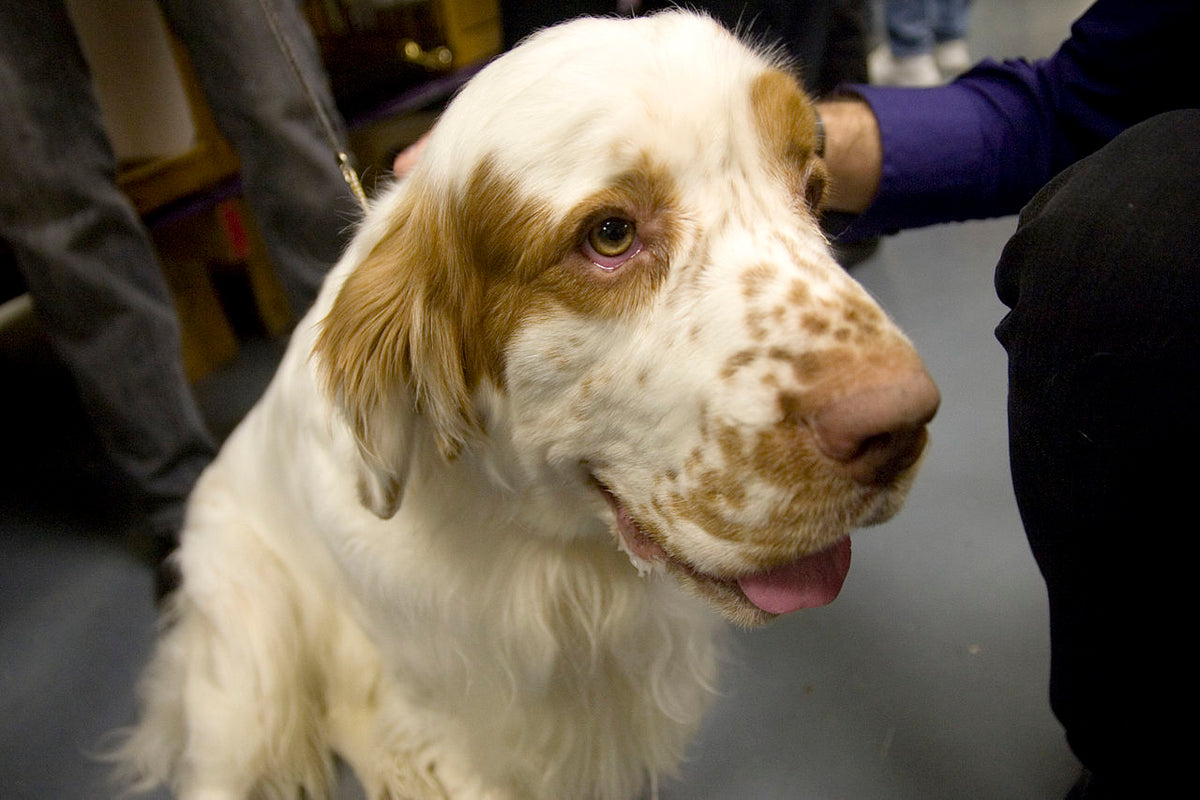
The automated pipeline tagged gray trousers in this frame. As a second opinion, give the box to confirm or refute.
[0,0,355,539]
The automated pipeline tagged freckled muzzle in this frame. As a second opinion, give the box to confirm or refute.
[591,322,939,627]
[594,476,856,626]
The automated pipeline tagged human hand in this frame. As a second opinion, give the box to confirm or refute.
[392,133,430,178]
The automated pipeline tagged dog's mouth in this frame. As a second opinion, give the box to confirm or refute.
[593,479,851,624]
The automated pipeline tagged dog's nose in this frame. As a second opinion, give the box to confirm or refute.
[810,368,940,485]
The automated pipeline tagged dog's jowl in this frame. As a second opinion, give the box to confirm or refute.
[115,11,938,800]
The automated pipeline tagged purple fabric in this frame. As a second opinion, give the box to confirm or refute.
[844,0,1200,236]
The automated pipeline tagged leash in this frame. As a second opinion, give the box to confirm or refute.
[254,0,371,213]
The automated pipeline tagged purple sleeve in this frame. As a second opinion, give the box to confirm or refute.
[844,0,1200,236]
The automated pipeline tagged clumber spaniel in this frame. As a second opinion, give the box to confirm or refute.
[116,11,938,800]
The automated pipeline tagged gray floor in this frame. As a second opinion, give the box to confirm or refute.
[2,2,1093,798]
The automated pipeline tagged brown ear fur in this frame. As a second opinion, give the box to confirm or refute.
[750,68,828,212]
[315,184,485,515]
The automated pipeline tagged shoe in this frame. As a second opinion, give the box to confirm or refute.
[889,52,942,87]
[868,45,942,87]
[934,39,972,78]
[867,44,894,84]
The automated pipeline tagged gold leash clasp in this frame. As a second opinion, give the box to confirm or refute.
[338,151,370,213]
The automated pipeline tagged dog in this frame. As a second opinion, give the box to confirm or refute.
[115,11,939,799]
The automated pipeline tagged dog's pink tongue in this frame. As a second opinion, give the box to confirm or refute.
[737,538,852,615]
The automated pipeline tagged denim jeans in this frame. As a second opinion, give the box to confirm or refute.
[995,110,1200,789]
[0,0,355,540]
[884,0,972,57]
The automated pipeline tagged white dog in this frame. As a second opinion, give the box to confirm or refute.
[116,11,938,799]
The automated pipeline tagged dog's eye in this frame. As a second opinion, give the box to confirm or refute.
[584,217,641,268]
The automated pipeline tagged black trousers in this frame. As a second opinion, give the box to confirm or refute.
[995,110,1200,787]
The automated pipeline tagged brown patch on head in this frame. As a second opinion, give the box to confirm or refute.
[790,350,830,384]
[744,424,857,537]
[745,309,769,341]
[740,263,777,299]
[764,345,843,386]
[662,415,852,556]
[534,156,682,317]
[667,459,753,543]
[837,294,887,343]
[315,155,681,460]
[721,349,757,381]
[787,279,811,307]
[750,69,828,210]
[801,313,831,336]
[840,294,884,327]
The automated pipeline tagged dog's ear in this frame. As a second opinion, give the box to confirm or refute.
[315,187,483,518]
[802,157,829,212]
[341,389,418,519]
[751,68,828,213]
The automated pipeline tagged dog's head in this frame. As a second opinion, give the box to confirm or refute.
[316,11,938,626]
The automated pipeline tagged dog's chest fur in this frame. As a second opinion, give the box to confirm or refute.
[208,326,725,798]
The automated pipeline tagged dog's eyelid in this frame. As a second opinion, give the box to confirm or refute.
[569,205,647,269]
[582,224,644,271]
[577,204,640,229]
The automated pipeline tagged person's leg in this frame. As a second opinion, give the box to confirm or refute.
[819,0,870,95]
[884,0,932,57]
[930,0,970,75]
[0,1,216,545]
[157,0,356,317]
[931,0,971,42]
[877,0,940,86]
[995,110,1200,793]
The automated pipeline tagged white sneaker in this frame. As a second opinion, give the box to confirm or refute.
[888,52,942,87]
[934,39,972,78]
[868,44,895,84]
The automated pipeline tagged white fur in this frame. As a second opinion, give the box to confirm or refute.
[115,12,931,799]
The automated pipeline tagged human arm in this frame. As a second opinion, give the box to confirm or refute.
[821,0,1200,236]
[816,98,881,215]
